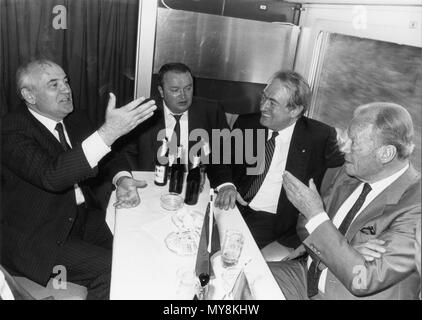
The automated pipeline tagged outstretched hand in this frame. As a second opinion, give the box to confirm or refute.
[114,177,147,209]
[98,93,156,146]
[282,171,324,220]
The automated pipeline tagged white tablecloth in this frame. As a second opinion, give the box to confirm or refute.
[106,171,285,300]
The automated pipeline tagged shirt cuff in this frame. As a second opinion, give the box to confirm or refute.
[305,212,330,234]
[112,171,133,186]
[215,182,236,192]
[82,131,111,168]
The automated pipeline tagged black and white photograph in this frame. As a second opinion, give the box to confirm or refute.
[0,0,420,307]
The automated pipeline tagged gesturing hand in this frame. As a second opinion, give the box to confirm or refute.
[99,93,157,146]
[282,171,324,220]
[354,239,387,262]
[114,177,148,209]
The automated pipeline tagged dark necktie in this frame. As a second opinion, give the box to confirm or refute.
[242,131,279,202]
[55,122,71,151]
[307,182,372,298]
[171,114,182,148]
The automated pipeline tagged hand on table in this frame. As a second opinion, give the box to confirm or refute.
[282,171,324,220]
[214,185,237,210]
[114,177,147,209]
[354,239,387,262]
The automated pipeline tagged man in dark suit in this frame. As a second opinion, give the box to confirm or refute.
[229,71,344,255]
[1,59,156,299]
[122,62,236,206]
[270,102,421,299]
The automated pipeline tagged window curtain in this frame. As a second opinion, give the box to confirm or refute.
[0,0,139,127]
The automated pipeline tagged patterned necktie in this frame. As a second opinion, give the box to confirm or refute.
[55,123,71,151]
[307,182,372,298]
[243,131,279,202]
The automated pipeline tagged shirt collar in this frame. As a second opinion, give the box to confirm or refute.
[368,163,409,191]
[28,107,64,135]
[163,101,188,119]
[268,121,296,142]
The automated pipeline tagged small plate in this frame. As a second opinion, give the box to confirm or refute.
[160,193,184,211]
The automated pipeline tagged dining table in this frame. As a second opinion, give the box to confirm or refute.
[106,171,285,300]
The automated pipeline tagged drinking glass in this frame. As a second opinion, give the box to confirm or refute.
[221,229,244,267]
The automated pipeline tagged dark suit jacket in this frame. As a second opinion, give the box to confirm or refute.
[1,108,127,285]
[121,96,232,188]
[232,113,344,248]
[296,165,421,299]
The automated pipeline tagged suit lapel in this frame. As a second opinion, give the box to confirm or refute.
[149,99,166,158]
[24,108,64,153]
[284,117,311,182]
[345,165,420,239]
[345,193,386,240]
[326,178,361,219]
[187,99,203,152]
[277,117,311,213]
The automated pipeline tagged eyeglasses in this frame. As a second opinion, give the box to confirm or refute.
[260,92,280,110]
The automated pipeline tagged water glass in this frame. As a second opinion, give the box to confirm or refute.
[221,229,244,267]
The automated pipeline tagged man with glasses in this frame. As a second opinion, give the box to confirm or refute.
[228,70,344,258]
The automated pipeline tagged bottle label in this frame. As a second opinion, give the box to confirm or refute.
[177,146,183,159]
[159,139,168,157]
[168,154,175,166]
[202,141,210,156]
[192,156,200,168]
[155,165,165,183]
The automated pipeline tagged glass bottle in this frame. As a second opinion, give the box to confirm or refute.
[169,146,185,194]
[154,138,169,186]
[184,154,201,205]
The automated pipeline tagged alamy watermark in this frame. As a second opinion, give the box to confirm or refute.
[156,128,267,175]
[52,265,67,290]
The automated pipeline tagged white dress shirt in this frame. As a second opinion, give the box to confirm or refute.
[249,122,296,213]
[163,102,189,164]
[28,108,111,204]
[162,102,232,191]
[305,163,409,293]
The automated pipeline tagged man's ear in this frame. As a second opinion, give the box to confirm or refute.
[20,88,36,104]
[378,145,397,164]
[157,85,164,98]
[290,105,304,118]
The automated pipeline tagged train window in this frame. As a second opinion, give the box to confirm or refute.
[309,32,421,171]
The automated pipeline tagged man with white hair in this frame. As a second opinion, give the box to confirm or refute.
[269,102,421,300]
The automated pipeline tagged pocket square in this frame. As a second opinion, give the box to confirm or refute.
[360,225,376,235]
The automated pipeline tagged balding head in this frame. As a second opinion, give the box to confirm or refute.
[353,102,415,160]
[16,59,61,100]
[15,59,73,121]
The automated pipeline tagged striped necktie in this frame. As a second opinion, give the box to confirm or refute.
[243,131,279,202]
[55,122,71,151]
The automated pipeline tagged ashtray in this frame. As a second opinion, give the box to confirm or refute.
[165,230,200,256]
[160,193,184,211]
